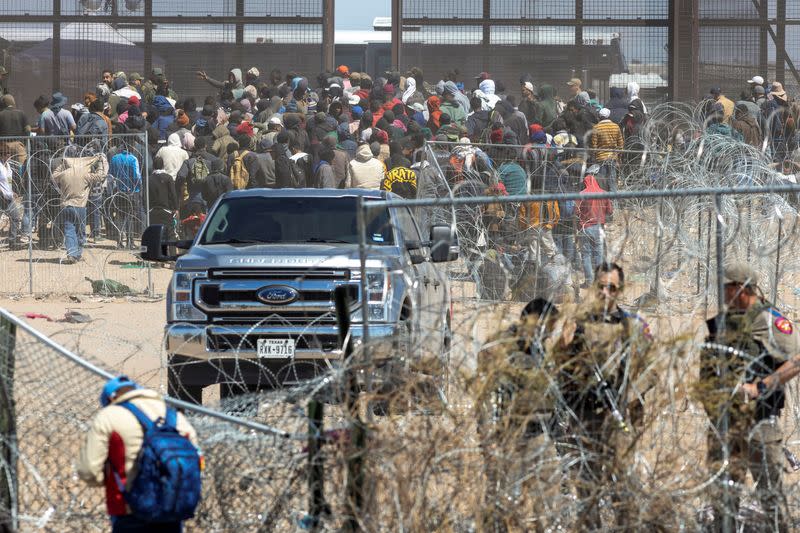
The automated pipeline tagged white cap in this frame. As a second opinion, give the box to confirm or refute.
[748,75,764,85]
[523,82,534,93]
[348,94,360,105]
[247,67,260,77]
[598,108,611,119]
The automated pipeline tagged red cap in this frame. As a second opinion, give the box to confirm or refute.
[128,95,140,106]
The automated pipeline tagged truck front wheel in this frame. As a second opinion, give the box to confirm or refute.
[168,362,204,405]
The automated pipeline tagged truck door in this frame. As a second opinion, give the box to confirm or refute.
[395,207,432,340]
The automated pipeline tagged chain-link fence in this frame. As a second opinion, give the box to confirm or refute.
[0,133,158,295]
[0,308,317,532]
[7,100,800,531]
[7,184,800,531]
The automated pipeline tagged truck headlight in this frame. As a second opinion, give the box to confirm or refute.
[351,269,390,322]
[174,271,205,291]
[174,303,207,322]
[170,271,207,322]
[366,269,389,303]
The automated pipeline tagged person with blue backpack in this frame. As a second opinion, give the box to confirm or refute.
[77,376,202,532]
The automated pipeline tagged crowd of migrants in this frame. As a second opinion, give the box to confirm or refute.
[0,65,791,270]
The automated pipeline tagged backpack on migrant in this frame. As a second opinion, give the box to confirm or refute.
[180,158,210,203]
[189,158,210,190]
[114,401,202,523]
[229,150,250,190]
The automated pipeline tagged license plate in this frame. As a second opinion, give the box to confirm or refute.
[257,338,295,358]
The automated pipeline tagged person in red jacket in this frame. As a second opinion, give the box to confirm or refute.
[577,170,613,288]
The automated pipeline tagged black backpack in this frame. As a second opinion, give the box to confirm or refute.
[275,154,304,188]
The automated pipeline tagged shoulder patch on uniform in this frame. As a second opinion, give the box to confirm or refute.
[775,317,793,335]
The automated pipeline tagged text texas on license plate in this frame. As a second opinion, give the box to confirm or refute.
[257,338,295,358]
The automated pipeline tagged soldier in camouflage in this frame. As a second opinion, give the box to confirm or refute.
[551,262,653,531]
[700,262,800,533]
[476,298,560,532]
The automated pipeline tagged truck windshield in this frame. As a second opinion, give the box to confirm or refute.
[200,196,394,246]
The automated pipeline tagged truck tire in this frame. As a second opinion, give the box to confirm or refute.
[167,359,205,405]
[167,370,203,404]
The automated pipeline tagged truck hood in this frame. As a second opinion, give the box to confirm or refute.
[175,243,402,271]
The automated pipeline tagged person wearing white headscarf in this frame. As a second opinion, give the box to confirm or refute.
[402,77,419,104]
[626,81,648,114]
[474,79,501,111]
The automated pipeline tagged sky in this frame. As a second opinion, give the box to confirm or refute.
[335,0,390,30]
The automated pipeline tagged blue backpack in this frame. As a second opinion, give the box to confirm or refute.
[115,402,202,523]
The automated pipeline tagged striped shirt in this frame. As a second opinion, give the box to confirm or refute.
[591,120,624,162]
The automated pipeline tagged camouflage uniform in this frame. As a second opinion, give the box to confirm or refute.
[550,305,652,532]
[701,303,799,533]
[476,310,558,532]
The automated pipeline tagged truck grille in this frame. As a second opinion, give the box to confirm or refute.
[194,269,359,328]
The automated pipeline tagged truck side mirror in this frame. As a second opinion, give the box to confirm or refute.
[429,225,454,263]
[140,224,175,262]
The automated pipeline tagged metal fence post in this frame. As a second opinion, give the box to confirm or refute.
[714,193,733,533]
[335,285,366,532]
[695,208,702,295]
[25,138,33,295]
[650,198,664,303]
[0,316,17,532]
[356,196,373,423]
[306,397,326,530]
[772,215,782,305]
[143,131,152,295]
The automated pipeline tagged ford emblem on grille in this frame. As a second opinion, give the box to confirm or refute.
[257,286,299,305]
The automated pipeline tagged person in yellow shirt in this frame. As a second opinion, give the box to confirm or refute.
[590,108,624,191]
[711,86,735,124]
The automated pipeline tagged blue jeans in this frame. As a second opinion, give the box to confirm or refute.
[111,515,182,533]
[88,194,103,238]
[0,195,21,241]
[552,225,578,267]
[579,224,604,283]
[115,192,144,248]
[61,206,86,259]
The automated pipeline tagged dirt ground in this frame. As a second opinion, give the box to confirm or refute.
[0,236,172,295]
[0,295,167,389]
